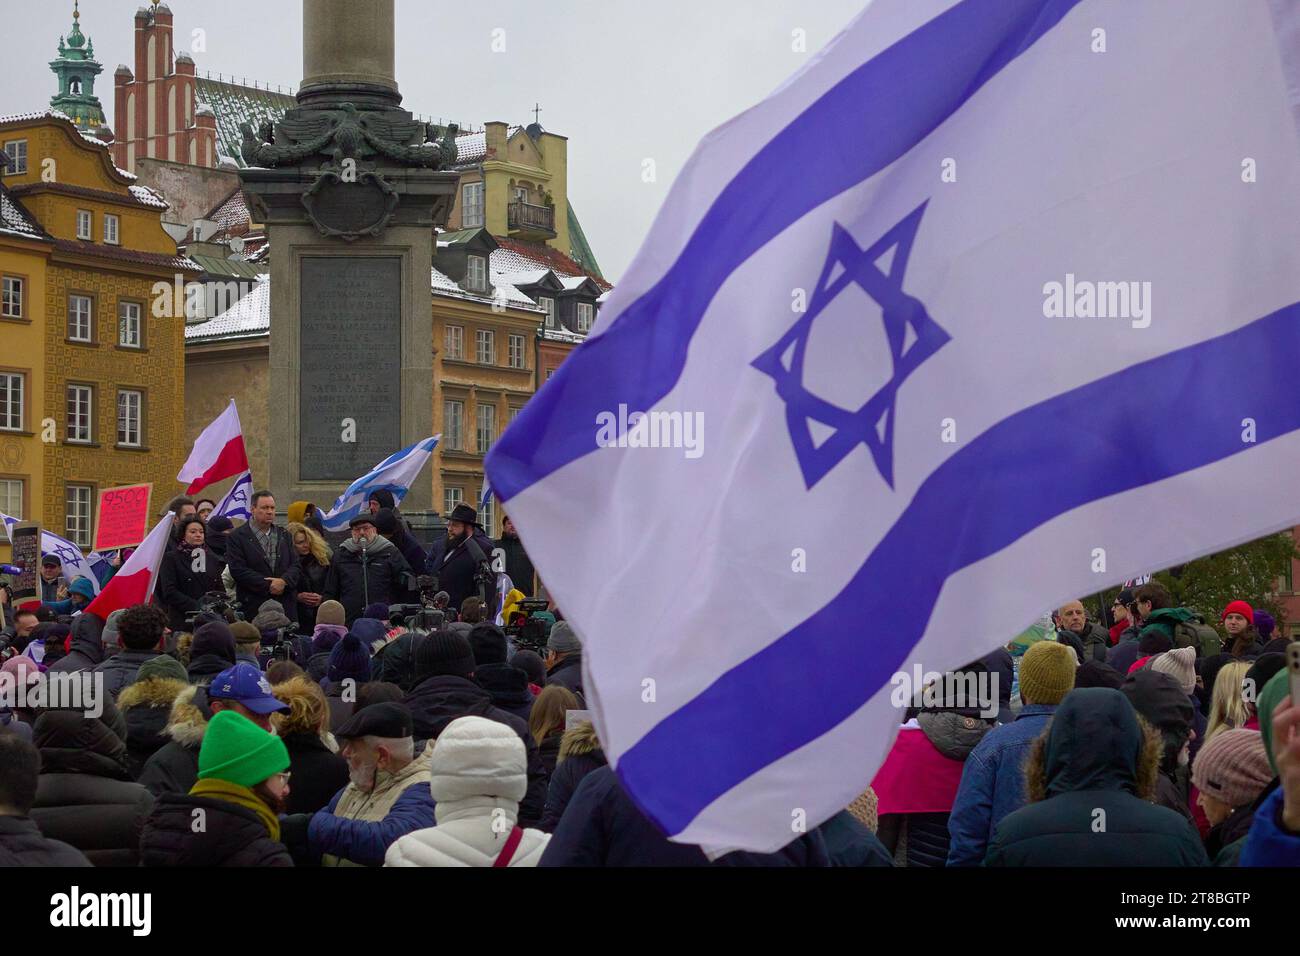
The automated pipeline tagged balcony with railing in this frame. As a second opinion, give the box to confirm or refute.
[507,200,556,240]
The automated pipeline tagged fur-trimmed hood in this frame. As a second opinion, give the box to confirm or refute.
[162,684,211,748]
[558,720,601,762]
[117,677,189,712]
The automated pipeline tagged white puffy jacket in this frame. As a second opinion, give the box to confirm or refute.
[385,715,550,867]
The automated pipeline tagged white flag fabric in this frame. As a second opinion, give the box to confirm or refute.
[212,472,254,522]
[178,400,249,495]
[1,513,101,595]
[85,516,173,619]
[318,437,440,532]
[486,0,1300,853]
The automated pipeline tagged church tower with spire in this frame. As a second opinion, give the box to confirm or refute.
[49,1,111,141]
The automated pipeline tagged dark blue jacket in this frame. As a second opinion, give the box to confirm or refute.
[947,703,1056,866]
[1241,787,1300,866]
[817,811,893,867]
[307,781,435,867]
[539,767,830,867]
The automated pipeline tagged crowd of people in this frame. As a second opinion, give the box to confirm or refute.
[1,495,1298,867]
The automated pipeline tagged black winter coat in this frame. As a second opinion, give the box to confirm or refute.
[94,649,164,700]
[46,614,105,675]
[540,749,607,832]
[0,816,91,866]
[496,533,536,596]
[294,554,332,633]
[539,767,830,867]
[139,793,294,866]
[137,685,209,797]
[117,676,188,780]
[546,653,585,705]
[156,546,226,631]
[403,673,547,825]
[325,538,414,624]
[29,712,155,866]
[985,689,1209,867]
[224,522,300,620]
[281,732,350,815]
[425,529,497,614]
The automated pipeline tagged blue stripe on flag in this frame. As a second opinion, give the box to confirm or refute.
[615,300,1300,836]
[486,0,1085,501]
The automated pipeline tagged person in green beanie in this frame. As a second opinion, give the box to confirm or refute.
[1226,667,1293,865]
[138,710,294,866]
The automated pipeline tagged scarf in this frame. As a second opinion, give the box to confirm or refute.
[190,777,281,842]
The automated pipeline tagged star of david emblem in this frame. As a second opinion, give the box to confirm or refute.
[752,200,950,489]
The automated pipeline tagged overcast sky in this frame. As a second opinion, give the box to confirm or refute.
[4,0,868,281]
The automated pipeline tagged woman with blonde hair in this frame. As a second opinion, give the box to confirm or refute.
[1204,660,1252,744]
[271,675,349,813]
[528,684,578,776]
[288,520,332,634]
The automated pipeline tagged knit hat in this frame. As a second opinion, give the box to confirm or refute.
[414,630,476,681]
[327,634,372,686]
[429,715,527,805]
[0,654,40,686]
[1191,728,1273,808]
[1121,670,1194,733]
[134,655,188,684]
[205,515,234,535]
[1254,610,1276,641]
[1018,640,1076,705]
[312,623,347,654]
[191,621,237,664]
[1221,600,1254,625]
[1150,646,1197,695]
[197,710,290,788]
[510,649,546,689]
[1074,660,1125,690]
[251,601,291,633]
[102,608,127,647]
[316,600,346,628]
[1244,653,1286,709]
[362,602,391,621]
[1258,667,1290,776]
[469,623,508,666]
[547,620,582,654]
[68,577,97,602]
[846,788,879,833]
[349,617,389,652]
[230,621,262,646]
[286,501,311,526]
[368,490,397,511]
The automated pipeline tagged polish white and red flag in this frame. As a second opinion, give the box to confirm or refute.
[178,400,249,495]
[84,515,173,621]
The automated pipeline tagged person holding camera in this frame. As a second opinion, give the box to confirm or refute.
[324,514,416,626]
[425,504,497,616]
[156,517,227,632]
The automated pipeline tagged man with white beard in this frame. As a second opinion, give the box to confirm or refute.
[278,702,435,866]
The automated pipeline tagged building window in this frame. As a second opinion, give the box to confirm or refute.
[444,486,463,513]
[66,384,92,443]
[444,399,464,451]
[117,389,143,447]
[0,478,21,519]
[66,485,93,548]
[577,302,594,333]
[509,406,522,425]
[477,403,496,454]
[444,324,464,360]
[1,276,21,318]
[480,495,495,537]
[466,255,487,293]
[70,78,82,95]
[68,295,93,341]
[475,329,495,365]
[2,140,27,175]
[538,297,556,328]
[118,301,142,348]
[462,182,484,228]
[508,333,525,369]
[104,214,120,245]
[546,368,555,381]
[76,209,92,240]
[0,373,23,431]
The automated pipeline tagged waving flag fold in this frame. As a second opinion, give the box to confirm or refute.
[178,400,249,496]
[212,472,254,522]
[319,437,440,532]
[84,516,173,620]
[2,514,101,595]
[486,0,1300,853]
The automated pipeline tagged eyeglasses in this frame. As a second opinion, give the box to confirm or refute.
[271,772,292,786]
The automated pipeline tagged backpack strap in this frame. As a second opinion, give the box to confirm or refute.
[492,826,524,868]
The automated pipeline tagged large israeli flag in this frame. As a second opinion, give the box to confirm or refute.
[319,437,440,532]
[486,0,1300,853]
[1,513,101,595]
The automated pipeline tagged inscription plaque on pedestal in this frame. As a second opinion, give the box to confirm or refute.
[299,256,403,481]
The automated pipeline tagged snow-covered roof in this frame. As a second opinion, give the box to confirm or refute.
[128,184,168,209]
[492,268,552,288]
[0,187,47,241]
[185,275,269,342]
[558,274,597,292]
[454,131,485,165]
[431,267,541,309]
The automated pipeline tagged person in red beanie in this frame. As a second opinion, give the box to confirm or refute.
[1221,600,1264,659]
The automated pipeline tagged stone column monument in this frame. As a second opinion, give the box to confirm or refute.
[239,0,458,516]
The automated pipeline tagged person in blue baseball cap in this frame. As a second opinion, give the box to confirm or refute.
[208,662,290,732]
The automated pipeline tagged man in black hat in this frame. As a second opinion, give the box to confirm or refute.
[279,702,434,867]
[425,504,497,615]
[323,513,416,626]
[39,556,68,606]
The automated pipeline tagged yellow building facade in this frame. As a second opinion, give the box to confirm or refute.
[0,112,196,558]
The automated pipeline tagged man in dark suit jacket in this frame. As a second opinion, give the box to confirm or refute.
[425,504,496,615]
[224,490,300,621]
